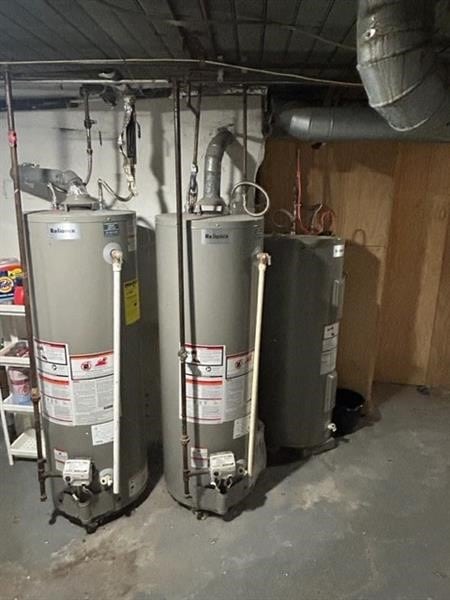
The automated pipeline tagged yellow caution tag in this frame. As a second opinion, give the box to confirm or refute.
[123,279,140,326]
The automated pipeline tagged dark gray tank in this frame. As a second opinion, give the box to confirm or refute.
[259,234,345,450]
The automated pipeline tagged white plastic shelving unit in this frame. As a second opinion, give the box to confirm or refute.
[0,309,43,465]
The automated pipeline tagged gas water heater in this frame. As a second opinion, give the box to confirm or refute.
[23,166,148,531]
[156,129,268,515]
[259,234,345,452]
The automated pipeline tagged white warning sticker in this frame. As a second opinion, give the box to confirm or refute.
[190,447,209,469]
[322,335,338,352]
[70,351,113,380]
[324,323,339,339]
[54,448,68,472]
[43,395,73,425]
[320,348,338,375]
[186,344,224,367]
[224,375,251,422]
[226,350,253,379]
[39,373,74,425]
[333,244,345,258]
[91,420,114,446]
[233,413,251,439]
[34,339,69,377]
[72,375,113,426]
[185,376,224,423]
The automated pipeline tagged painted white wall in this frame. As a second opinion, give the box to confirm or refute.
[0,95,265,257]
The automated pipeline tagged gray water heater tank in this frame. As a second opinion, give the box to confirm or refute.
[156,213,266,515]
[26,209,148,530]
[259,234,345,451]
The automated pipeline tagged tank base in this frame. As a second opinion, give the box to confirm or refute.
[48,480,151,533]
[170,474,253,516]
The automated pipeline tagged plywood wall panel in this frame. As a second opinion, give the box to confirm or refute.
[375,145,450,385]
[259,137,450,395]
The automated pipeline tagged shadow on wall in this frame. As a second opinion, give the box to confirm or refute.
[137,223,161,445]
[150,108,169,214]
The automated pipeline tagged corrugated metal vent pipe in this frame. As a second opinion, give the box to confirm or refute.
[278,0,450,142]
[199,127,234,210]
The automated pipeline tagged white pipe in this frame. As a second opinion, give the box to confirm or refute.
[247,252,271,478]
[111,248,123,495]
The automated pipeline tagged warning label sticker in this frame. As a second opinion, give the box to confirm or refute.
[185,344,225,378]
[103,222,120,238]
[320,348,337,375]
[224,376,251,422]
[321,323,339,375]
[190,447,209,469]
[233,413,251,439]
[324,323,339,339]
[124,279,140,325]
[44,396,73,424]
[91,420,114,446]
[54,448,68,472]
[72,375,113,426]
[35,339,69,377]
[70,351,113,380]
[226,350,253,379]
[185,375,223,423]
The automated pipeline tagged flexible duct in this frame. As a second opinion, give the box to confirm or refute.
[357,0,450,133]
[277,0,450,142]
[199,127,234,210]
[277,106,450,142]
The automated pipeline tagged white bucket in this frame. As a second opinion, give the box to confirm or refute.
[7,368,31,405]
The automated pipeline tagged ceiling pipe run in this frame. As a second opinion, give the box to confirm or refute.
[277,0,450,142]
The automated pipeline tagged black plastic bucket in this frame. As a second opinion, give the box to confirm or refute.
[332,388,365,436]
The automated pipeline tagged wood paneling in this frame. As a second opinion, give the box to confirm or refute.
[259,139,398,407]
[375,144,450,385]
[259,137,450,398]
[427,225,450,386]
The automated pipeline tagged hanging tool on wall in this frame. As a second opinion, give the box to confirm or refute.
[185,83,202,213]
[118,93,139,197]
[98,92,141,204]
[80,86,95,186]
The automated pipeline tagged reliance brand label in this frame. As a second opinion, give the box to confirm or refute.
[48,223,80,240]
[201,229,230,244]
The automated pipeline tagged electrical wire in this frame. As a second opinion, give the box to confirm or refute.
[0,57,363,88]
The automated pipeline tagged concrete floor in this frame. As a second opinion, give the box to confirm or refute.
[1,383,449,600]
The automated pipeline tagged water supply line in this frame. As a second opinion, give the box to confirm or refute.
[4,69,47,500]
[173,80,191,498]
[111,248,123,496]
[230,181,270,217]
[247,252,271,478]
